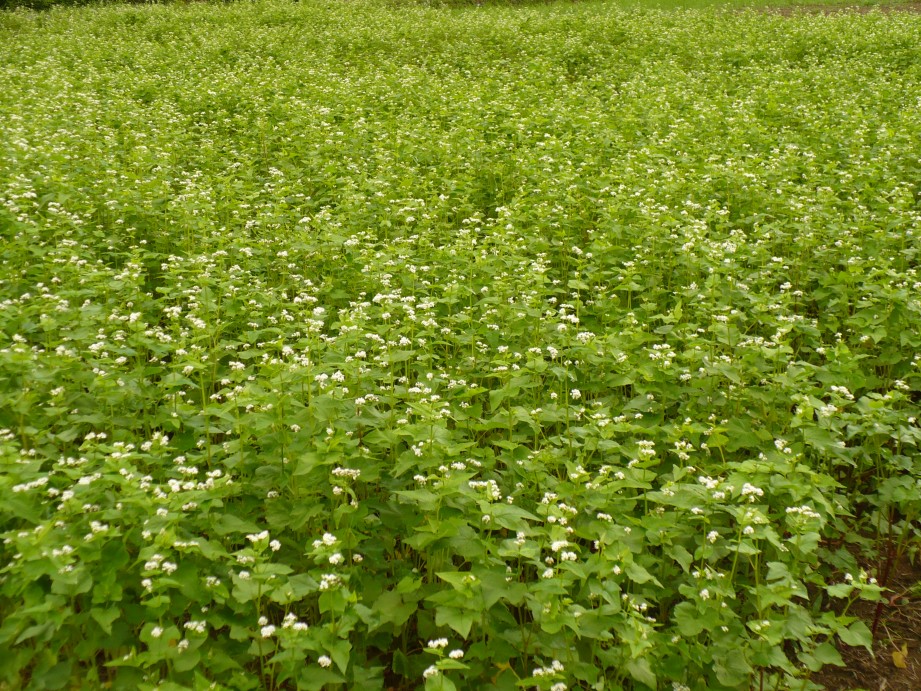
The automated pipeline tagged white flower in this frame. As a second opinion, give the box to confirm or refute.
[448,649,464,659]
[332,467,361,480]
[422,665,439,679]
[150,626,163,639]
[427,638,449,649]
[184,620,206,634]
[319,573,340,590]
[313,532,338,549]
[318,655,332,668]
[786,505,821,519]
[741,483,764,501]
[261,625,276,638]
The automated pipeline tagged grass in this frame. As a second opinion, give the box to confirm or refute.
[1,1,920,689]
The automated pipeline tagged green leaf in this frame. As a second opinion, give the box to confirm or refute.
[297,666,345,691]
[212,514,262,536]
[484,503,539,531]
[801,641,844,671]
[397,576,423,594]
[329,638,351,674]
[15,621,55,645]
[435,571,473,589]
[625,657,656,688]
[232,577,261,603]
[371,590,417,629]
[426,674,458,691]
[826,583,854,598]
[668,544,694,573]
[90,607,120,635]
[385,350,415,364]
[0,497,42,524]
[33,660,72,691]
[392,649,412,678]
[673,601,705,636]
[838,620,873,652]
[789,531,821,555]
[172,650,201,673]
[435,606,475,638]
[725,417,768,451]
[707,429,728,449]
[766,561,791,581]
[489,384,519,411]
[713,647,752,686]
[395,489,441,511]
[625,562,661,587]
[802,426,842,455]
[269,574,317,604]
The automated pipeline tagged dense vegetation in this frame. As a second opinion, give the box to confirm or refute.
[1,1,920,689]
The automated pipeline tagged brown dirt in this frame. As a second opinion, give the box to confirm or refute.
[811,553,921,691]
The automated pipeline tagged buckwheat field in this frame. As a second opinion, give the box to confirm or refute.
[1,1,920,689]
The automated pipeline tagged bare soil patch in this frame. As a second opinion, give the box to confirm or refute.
[812,554,921,690]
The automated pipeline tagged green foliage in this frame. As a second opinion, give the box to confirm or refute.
[1,1,920,689]
[1,0,139,12]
